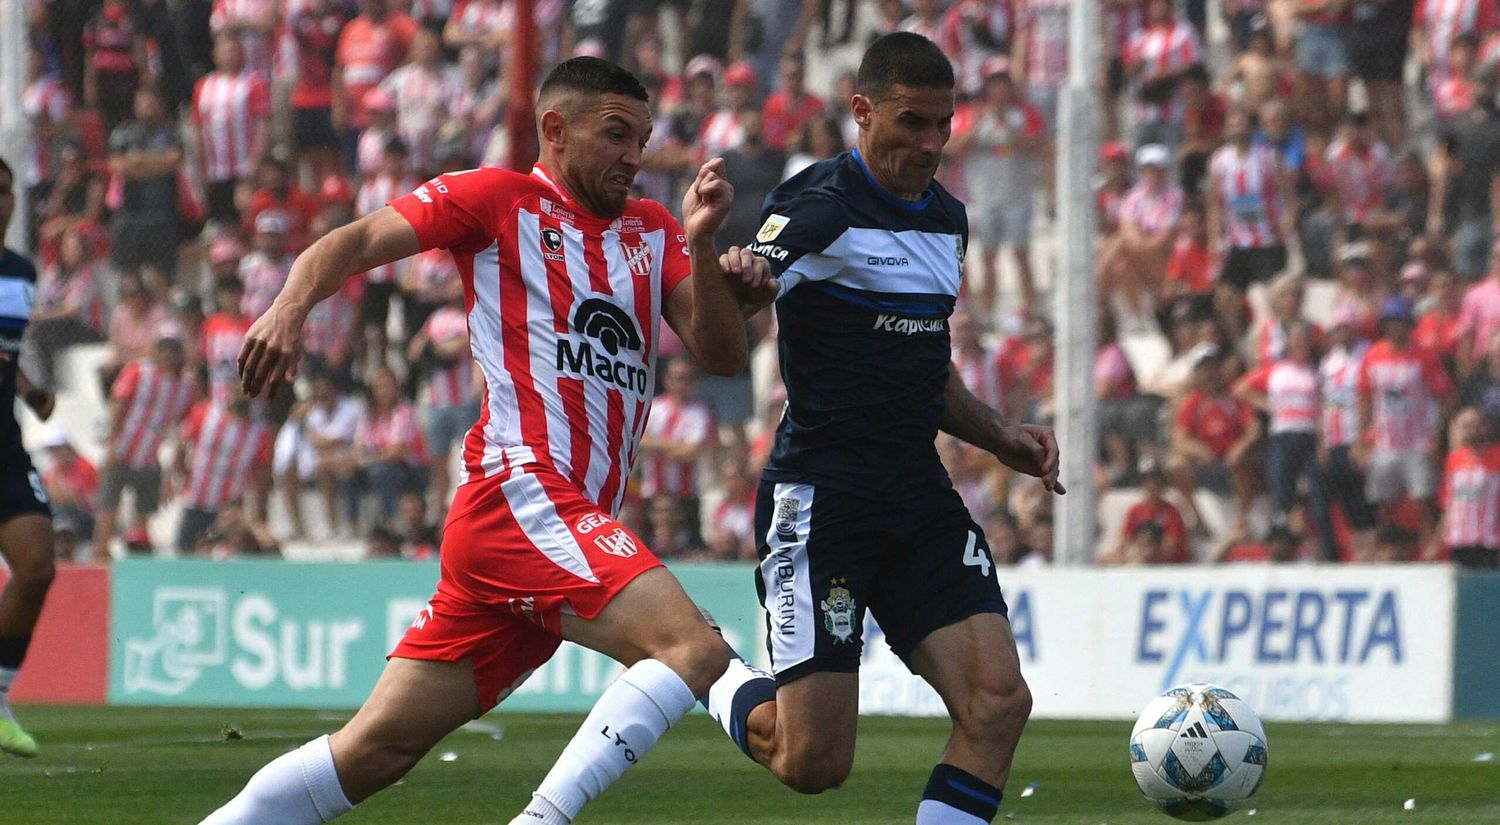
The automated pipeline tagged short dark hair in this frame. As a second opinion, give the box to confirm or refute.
[540,56,649,106]
[856,32,954,99]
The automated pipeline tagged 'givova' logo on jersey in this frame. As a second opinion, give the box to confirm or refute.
[556,298,649,394]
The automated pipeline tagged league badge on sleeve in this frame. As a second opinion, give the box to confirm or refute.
[821,583,857,644]
[757,214,791,243]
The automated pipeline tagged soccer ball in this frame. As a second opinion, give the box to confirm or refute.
[1128,683,1268,821]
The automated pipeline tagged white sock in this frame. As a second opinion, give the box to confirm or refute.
[916,800,990,825]
[706,657,776,757]
[0,667,16,720]
[199,734,353,824]
[512,659,696,824]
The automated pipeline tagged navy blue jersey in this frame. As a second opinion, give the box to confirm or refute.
[0,247,37,461]
[751,150,968,499]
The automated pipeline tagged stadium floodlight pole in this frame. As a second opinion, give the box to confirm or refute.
[0,0,29,254]
[1052,0,1099,565]
[505,0,538,170]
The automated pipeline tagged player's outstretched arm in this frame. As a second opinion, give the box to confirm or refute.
[238,207,419,397]
[668,158,754,376]
[940,368,1065,495]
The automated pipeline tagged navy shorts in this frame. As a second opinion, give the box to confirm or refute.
[0,452,53,526]
[754,479,1008,684]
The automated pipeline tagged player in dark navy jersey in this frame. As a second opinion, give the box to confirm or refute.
[705,34,1064,825]
[0,156,60,758]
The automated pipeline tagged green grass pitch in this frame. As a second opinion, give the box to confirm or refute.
[3,706,1498,823]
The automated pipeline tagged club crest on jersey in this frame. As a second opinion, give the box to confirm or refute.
[757,214,790,243]
[593,527,638,558]
[620,240,654,278]
[822,583,857,643]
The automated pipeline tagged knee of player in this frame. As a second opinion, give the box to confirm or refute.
[667,635,730,698]
[773,750,853,795]
[955,674,1032,740]
[12,543,56,590]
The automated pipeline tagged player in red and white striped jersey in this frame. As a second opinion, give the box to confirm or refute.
[639,357,717,536]
[174,396,274,553]
[1207,107,1287,292]
[210,57,771,825]
[192,37,271,224]
[94,335,195,559]
[1438,408,1500,567]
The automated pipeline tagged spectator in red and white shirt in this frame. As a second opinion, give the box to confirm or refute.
[1357,295,1457,538]
[761,53,826,153]
[83,0,147,132]
[1436,407,1500,567]
[1015,0,1070,135]
[28,227,106,389]
[1434,33,1479,123]
[900,0,946,42]
[1325,112,1394,235]
[1101,143,1184,324]
[936,0,1015,99]
[639,357,718,538]
[1237,321,1337,555]
[288,0,350,182]
[406,290,478,504]
[1103,459,1190,564]
[1252,273,1324,366]
[175,395,275,553]
[379,27,462,175]
[94,334,194,560]
[22,47,72,193]
[1317,305,1378,559]
[1164,200,1216,297]
[1167,345,1261,535]
[243,157,323,253]
[200,277,255,407]
[239,209,296,320]
[333,0,418,148]
[210,0,278,79]
[442,0,509,59]
[39,428,99,558]
[1416,0,1499,93]
[355,88,399,178]
[355,137,418,354]
[1207,107,1288,293]
[1415,269,1466,368]
[696,63,759,163]
[706,454,758,561]
[951,308,1009,416]
[193,36,271,225]
[354,366,430,521]
[1124,0,1202,151]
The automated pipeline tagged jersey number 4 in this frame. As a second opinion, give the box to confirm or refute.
[962,530,990,577]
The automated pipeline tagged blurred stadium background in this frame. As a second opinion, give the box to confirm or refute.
[2,0,1500,819]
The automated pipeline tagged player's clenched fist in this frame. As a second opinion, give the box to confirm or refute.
[718,245,780,308]
[237,303,306,398]
[681,157,735,240]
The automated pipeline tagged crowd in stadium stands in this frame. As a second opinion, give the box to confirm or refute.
[13,0,1500,569]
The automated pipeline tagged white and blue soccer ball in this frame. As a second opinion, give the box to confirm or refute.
[1129,683,1268,821]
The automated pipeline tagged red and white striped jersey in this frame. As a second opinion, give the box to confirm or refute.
[1442,443,1500,549]
[210,0,278,78]
[200,312,253,407]
[239,250,294,320]
[1209,143,1283,250]
[180,401,274,510]
[1020,0,1070,86]
[38,263,104,333]
[448,0,508,38]
[421,306,478,409]
[358,173,418,284]
[274,0,310,82]
[1326,140,1394,225]
[22,74,71,187]
[109,360,196,470]
[937,1,1014,96]
[387,166,693,513]
[1416,0,1499,84]
[1241,360,1319,434]
[1253,317,1324,365]
[356,126,392,178]
[696,109,745,164]
[1118,181,1185,236]
[356,400,429,466]
[1319,343,1366,448]
[304,280,357,362]
[1126,21,1202,124]
[193,70,271,182]
[1106,0,1145,58]
[380,61,462,171]
[640,394,715,498]
[1358,341,1455,452]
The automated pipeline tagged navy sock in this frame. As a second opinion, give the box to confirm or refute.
[920,763,1002,823]
[726,674,776,758]
[0,636,30,670]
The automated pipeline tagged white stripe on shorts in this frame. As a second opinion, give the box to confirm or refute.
[759,482,815,675]
[501,471,600,584]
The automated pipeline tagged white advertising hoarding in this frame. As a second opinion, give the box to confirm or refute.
[855,565,1456,723]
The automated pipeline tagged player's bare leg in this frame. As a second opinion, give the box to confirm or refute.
[0,513,56,757]
[507,567,729,824]
[740,672,860,794]
[199,657,478,823]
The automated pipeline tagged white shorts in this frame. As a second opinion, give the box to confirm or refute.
[971,198,1034,252]
[1366,449,1436,503]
